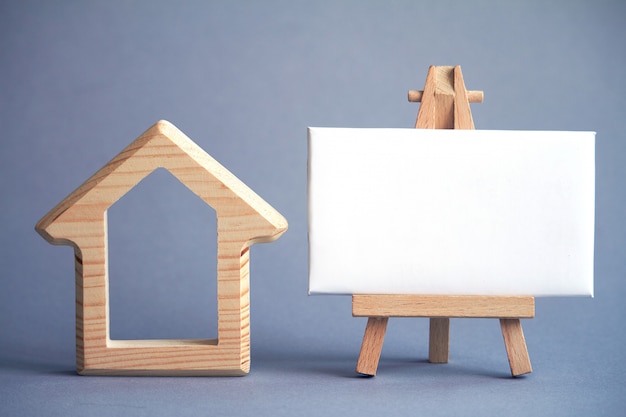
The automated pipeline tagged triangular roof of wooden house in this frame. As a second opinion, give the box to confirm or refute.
[36,120,287,246]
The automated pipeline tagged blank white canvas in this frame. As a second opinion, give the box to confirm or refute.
[308,128,595,296]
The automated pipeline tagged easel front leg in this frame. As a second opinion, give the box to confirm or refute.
[429,318,450,363]
[500,319,532,376]
[356,317,388,376]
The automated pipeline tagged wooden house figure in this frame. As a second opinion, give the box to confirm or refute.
[36,120,288,375]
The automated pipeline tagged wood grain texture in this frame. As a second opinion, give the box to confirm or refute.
[500,319,533,376]
[352,295,535,318]
[453,66,475,129]
[355,317,388,376]
[36,120,288,376]
[408,89,483,103]
[413,65,481,130]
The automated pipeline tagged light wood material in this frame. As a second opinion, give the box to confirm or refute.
[352,295,535,318]
[355,317,388,376]
[414,65,479,129]
[35,120,288,376]
[408,89,484,103]
[354,65,534,377]
[500,319,533,376]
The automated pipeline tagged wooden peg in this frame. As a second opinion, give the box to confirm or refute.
[408,89,484,103]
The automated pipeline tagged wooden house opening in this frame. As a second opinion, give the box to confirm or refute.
[107,168,218,341]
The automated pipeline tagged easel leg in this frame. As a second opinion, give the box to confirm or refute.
[356,317,388,376]
[429,318,450,363]
[500,319,532,376]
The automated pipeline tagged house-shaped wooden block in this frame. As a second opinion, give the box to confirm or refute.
[35,120,288,375]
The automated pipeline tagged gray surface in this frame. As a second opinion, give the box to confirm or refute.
[1,1,625,416]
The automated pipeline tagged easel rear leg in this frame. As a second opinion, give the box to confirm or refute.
[429,317,450,363]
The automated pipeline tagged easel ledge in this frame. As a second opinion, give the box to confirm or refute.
[353,66,534,378]
[353,295,534,318]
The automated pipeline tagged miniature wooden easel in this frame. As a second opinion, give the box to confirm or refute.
[353,66,535,377]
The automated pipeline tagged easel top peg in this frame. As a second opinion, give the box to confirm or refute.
[410,65,483,130]
[408,89,484,103]
[407,65,483,103]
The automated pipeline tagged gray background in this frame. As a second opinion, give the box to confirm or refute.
[1,1,624,416]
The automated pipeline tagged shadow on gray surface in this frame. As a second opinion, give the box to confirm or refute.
[251,350,519,380]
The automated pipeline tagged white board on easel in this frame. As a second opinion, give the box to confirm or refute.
[307,127,595,297]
